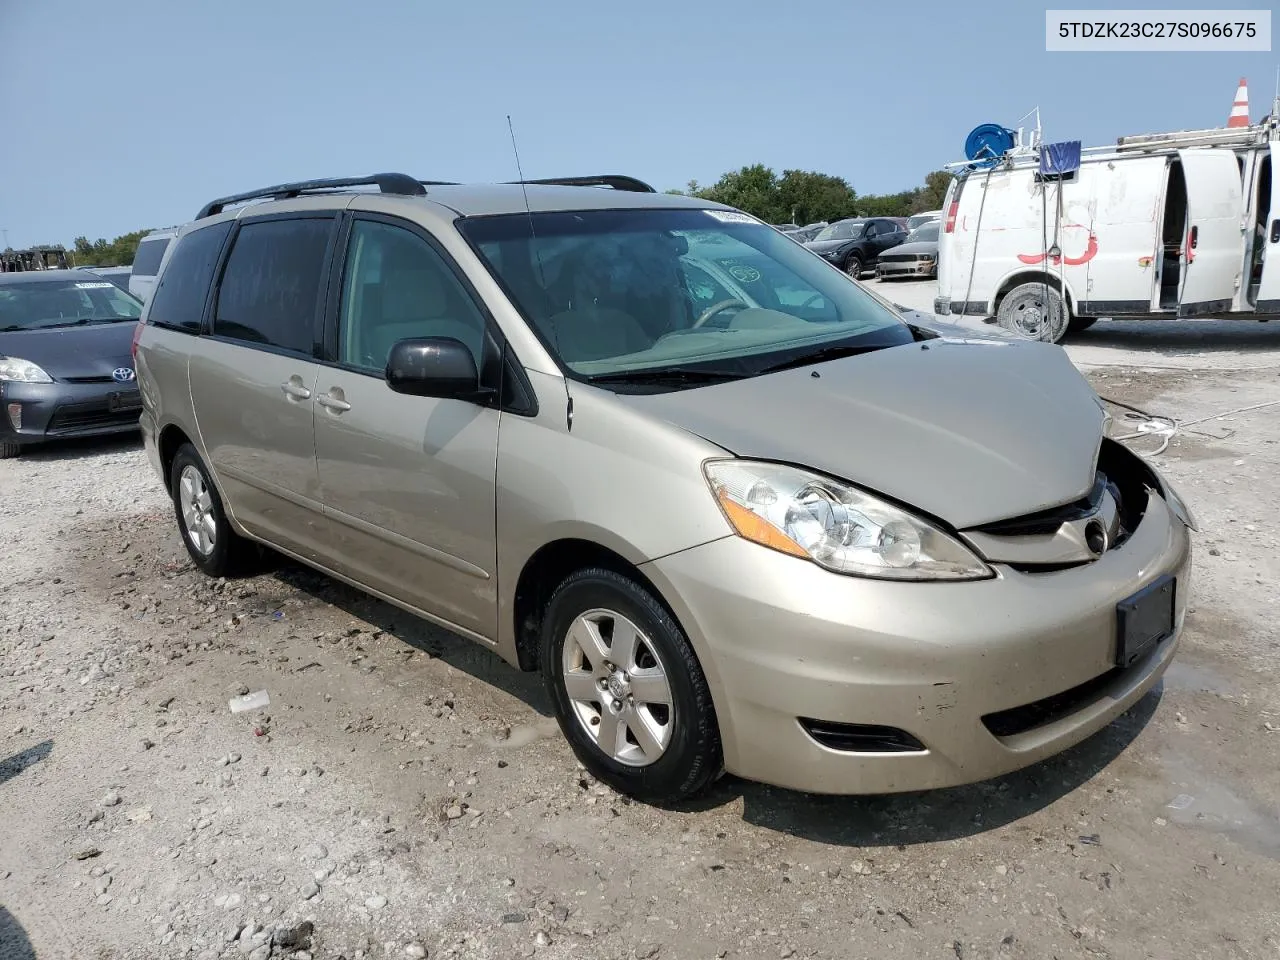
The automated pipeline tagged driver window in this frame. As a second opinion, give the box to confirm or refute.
[338,220,487,373]
[864,223,881,238]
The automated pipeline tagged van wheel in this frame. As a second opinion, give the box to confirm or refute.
[169,443,259,577]
[541,568,723,803]
[998,282,1070,343]
[844,255,864,279]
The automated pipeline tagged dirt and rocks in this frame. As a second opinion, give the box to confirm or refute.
[2,294,1279,959]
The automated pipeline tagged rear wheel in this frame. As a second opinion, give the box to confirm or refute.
[541,568,722,803]
[998,282,1070,343]
[169,443,259,577]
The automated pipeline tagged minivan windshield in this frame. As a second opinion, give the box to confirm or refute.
[812,220,866,242]
[0,277,143,331]
[460,208,912,386]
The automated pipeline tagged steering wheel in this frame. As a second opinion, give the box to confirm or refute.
[796,292,825,310]
[692,298,748,329]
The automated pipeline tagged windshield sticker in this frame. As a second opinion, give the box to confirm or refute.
[703,210,757,224]
[74,282,115,289]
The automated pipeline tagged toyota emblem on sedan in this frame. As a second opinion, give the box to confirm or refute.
[112,367,136,383]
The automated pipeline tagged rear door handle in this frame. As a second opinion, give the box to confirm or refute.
[281,379,311,400]
[1270,218,1280,244]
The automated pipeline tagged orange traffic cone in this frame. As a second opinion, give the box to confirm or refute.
[1227,77,1250,128]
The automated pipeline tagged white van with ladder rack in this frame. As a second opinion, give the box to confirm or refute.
[934,105,1280,342]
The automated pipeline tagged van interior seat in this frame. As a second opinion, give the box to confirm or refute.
[357,254,484,368]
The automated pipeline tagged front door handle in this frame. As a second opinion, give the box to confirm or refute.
[317,392,351,413]
[281,377,311,401]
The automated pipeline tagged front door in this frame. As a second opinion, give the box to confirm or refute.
[189,214,337,562]
[313,216,501,641]
[1177,148,1245,316]
[1254,144,1280,315]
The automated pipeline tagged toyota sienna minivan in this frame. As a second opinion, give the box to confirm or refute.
[133,173,1193,802]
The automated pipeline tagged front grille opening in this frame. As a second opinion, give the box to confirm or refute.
[974,439,1152,573]
[48,404,138,433]
[980,639,1159,739]
[799,719,926,753]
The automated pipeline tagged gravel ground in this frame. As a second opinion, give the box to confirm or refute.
[2,297,1279,959]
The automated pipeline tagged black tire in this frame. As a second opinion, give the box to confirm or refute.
[997,281,1070,343]
[0,440,20,459]
[844,255,864,279]
[169,443,259,577]
[541,567,723,803]
[1067,316,1097,333]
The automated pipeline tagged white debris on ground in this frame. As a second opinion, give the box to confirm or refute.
[2,289,1279,958]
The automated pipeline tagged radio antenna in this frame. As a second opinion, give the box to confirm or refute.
[507,115,569,426]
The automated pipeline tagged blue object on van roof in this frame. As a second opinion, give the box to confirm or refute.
[1040,140,1082,175]
[964,124,1016,167]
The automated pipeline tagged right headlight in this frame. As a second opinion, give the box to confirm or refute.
[704,459,993,581]
[0,356,53,383]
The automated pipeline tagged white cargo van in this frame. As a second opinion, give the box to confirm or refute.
[935,112,1279,341]
[128,227,179,302]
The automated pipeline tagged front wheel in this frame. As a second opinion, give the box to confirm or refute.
[541,568,723,803]
[844,255,864,279]
[0,441,20,459]
[997,282,1070,343]
[169,444,260,577]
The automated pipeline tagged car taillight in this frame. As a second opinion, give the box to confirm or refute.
[944,200,959,234]
[131,319,145,361]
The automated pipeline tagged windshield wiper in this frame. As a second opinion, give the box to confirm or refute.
[757,343,882,374]
[585,366,744,386]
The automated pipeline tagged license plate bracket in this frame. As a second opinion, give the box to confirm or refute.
[1115,575,1175,667]
[107,391,141,413]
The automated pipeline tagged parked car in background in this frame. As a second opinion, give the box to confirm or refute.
[876,221,940,279]
[907,209,942,231]
[135,171,1193,803]
[128,227,179,302]
[803,217,908,277]
[0,270,144,458]
[79,265,134,293]
[785,221,828,243]
[771,222,800,232]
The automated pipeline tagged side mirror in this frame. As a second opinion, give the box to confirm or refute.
[385,337,492,402]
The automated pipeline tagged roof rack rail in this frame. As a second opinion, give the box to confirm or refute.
[195,173,443,219]
[510,175,656,193]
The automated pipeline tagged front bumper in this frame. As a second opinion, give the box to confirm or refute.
[878,259,937,278]
[0,380,142,446]
[642,493,1190,795]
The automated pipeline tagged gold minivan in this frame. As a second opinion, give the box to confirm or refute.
[135,173,1193,802]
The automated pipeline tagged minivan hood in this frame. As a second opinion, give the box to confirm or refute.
[0,322,136,380]
[613,338,1103,529]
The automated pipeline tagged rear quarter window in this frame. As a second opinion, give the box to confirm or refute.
[132,237,171,277]
[146,223,233,334]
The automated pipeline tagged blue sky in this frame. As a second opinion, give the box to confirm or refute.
[1,0,1275,247]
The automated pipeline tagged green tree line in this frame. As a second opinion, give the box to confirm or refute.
[70,230,149,267]
[667,165,952,225]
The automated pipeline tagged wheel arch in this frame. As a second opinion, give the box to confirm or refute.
[511,536,673,674]
[992,269,1080,317]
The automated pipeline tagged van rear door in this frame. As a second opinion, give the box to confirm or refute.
[1254,143,1280,315]
[1177,148,1244,316]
